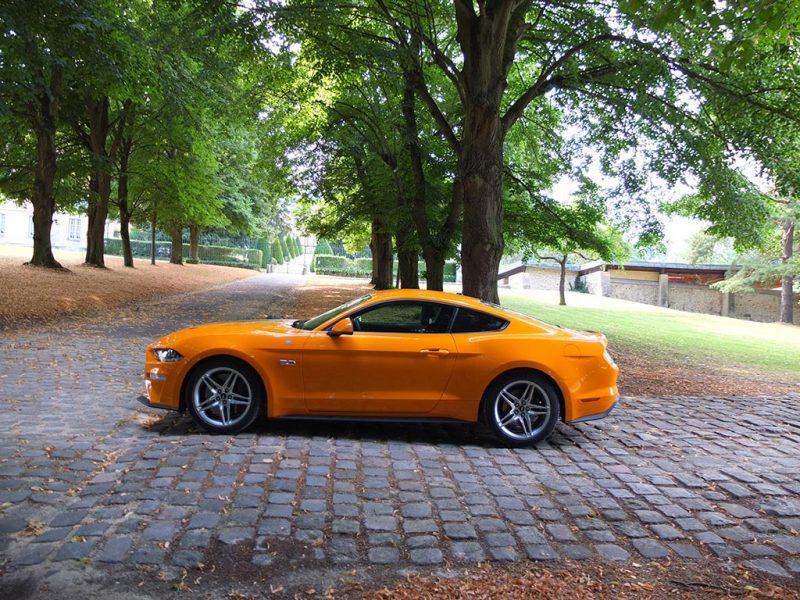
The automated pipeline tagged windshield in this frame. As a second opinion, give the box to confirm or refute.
[294,295,372,330]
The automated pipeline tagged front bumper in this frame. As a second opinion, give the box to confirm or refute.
[137,395,179,412]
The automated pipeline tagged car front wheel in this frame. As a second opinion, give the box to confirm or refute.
[483,372,560,447]
[185,357,264,434]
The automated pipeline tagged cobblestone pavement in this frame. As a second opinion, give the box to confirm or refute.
[1,273,799,596]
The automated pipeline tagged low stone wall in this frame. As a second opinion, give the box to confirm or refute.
[669,283,723,316]
[608,279,659,306]
[734,289,800,325]
[504,267,579,290]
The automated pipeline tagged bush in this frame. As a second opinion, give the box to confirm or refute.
[280,237,291,260]
[444,261,457,283]
[570,275,590,294]
[105,239,261,267]
[272,240,284,265]
[354,257,373,273]
[105,238,171,259]
[256,238,272,269]
[197,260,261,270]
[315,238,333,255]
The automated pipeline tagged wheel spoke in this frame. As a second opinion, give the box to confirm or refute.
[201,374,218,393]
[499,410,517,427]
[222,370,236,391]
[517,413,530,436]
[198,394,220,411]
[219,400,229,426]
[499,389,520,409]
[528,405,549,416]
[228,398,250,406]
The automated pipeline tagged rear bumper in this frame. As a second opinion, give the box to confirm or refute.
[568,396,618,424]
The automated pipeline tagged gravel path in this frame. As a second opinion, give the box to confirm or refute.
[1,273,799,598]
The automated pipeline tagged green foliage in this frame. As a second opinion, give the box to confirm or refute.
[256,238,272,268]
[271,240,284,265]
[313,254,457,281]
[280,236,291,260]
[315,239,334,254]
[683,232,738,265]
[569,276,590,294]
[104,238,261,267]
[313,255,352,274]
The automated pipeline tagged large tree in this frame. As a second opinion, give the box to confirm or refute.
[268,0,797,301]
[0,0,121,267]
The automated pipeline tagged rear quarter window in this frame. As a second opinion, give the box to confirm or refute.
[450,308,508,333]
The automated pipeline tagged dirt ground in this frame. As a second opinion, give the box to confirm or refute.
[0,246,256,327]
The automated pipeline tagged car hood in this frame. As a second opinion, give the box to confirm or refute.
[152,320,299,348]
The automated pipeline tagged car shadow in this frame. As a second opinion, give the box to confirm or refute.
[137,409,595,450]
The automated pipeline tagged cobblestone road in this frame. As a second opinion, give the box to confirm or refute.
[1,273,799,596]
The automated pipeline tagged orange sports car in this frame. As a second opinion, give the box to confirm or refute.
[140,289,618,446]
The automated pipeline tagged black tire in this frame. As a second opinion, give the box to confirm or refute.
[185,357,265,434]
[482,371,560,447]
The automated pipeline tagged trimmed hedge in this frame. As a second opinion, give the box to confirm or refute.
[256,238,272,268]
[272,240,284,265]
[315,239,333,254]
[313,253,456,282]
[105,239,262,267]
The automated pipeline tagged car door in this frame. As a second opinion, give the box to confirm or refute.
[302,300,457,415]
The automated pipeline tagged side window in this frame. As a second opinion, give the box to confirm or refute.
[353,302,454,333]
[451,308,507,333]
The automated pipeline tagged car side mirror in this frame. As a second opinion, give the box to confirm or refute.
[328,318,354,337]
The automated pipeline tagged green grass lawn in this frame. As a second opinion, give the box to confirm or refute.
[497,289,800,380]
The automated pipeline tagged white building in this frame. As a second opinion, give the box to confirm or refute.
[0,200,118,251]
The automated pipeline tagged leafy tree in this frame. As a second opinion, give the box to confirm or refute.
[506,177,626,305]
[0,0,124,267]
[267,0,797,301]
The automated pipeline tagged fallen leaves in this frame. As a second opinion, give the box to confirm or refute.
[16,519,46,538]
[0,252,257,327]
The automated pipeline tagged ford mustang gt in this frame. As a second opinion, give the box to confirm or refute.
[140,289,618,446]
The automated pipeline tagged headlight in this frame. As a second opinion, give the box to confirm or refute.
[153,348,183,362]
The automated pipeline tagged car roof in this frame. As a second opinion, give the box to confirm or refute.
[367,288,487,308]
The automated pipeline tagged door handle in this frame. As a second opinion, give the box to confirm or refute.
[420,348,450,355]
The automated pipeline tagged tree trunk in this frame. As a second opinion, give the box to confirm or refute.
[150,212,157,265]
[27,66,62,269]
[398,247,419,289]
[372,219,393,290]
[423,252,445,292]
[170,225,183,265]
[460,106,505,303]
[117,134,134,267]
[369,232,378,285]
[84,96,112,267]
[401,72,459,294]
[396,230,419,289]
[558,256,567,306]
[119,211,133,267]
[780,219,794,324]
[189,224,200,261]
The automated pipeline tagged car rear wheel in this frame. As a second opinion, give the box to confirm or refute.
[483,372,560,447]
[185,357,264,434]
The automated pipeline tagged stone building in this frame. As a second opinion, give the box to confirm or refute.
[500,260,798,325]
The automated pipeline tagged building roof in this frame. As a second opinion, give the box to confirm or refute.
[498,259,735,280]
[578,260,733,276]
